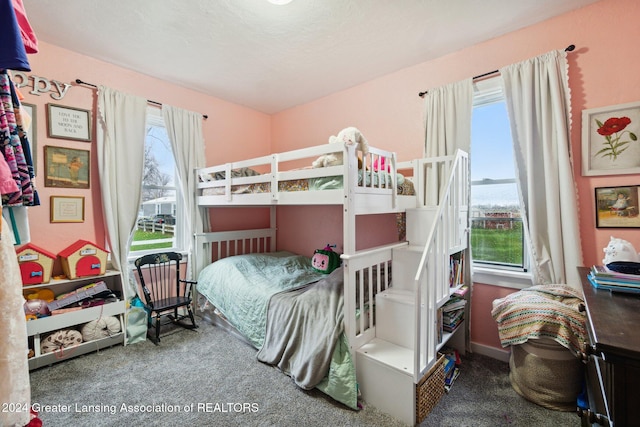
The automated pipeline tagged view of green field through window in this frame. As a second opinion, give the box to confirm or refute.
[470,100,525,269]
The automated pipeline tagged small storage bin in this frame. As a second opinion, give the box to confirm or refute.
[415,352,446,423]
[16,243,56,285]
[509,338,583,411]
[58,240,109,279]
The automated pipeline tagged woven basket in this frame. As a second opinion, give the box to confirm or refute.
[415,352,446,424]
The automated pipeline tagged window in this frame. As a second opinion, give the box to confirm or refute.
[470,78,529,281]
[129,109,186,258]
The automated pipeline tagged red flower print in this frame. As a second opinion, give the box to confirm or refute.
[594,115,637,161]
[597,117,631,136]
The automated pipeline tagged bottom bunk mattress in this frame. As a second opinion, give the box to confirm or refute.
[196,251,358,409]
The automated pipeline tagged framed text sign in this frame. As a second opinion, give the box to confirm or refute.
[47,103,92,142]
[50,195,85,223]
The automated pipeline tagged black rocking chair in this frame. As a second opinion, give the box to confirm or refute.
[134,251,198,344]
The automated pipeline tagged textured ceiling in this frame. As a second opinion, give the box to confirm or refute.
[23,0,599,113]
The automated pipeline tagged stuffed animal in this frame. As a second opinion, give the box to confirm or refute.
[312,153,343,168]
[312,127,369,168]
[602,236,640,265]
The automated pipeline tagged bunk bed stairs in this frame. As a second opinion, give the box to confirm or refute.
[354,150,469,425]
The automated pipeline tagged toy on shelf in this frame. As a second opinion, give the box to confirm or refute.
[24,299,50,320]
[47,280,109,311]
[16,243,56,285]
[58,240,109,279]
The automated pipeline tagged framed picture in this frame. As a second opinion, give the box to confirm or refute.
[21,102,37,174]
[50,195,85,223]
[47,103,92,142]
[582,101,640,176]
[44,146,90,188]
[595,186,640,228]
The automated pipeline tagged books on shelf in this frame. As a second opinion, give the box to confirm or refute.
[441,296,467,312]
[453,285,468,298]
[441,347,461,392]
[442,308,464,332]
[588,265,640,294]
[449,252,465,287]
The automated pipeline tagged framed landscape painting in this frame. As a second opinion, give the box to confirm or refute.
[44,146,90,189]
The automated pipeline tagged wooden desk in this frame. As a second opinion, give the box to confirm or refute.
[578,266,640,426]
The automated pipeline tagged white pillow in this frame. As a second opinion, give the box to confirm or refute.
[81,316,121,342]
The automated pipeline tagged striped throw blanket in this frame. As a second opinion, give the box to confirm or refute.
[491,284,587,354]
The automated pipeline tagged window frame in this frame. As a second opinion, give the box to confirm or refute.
[470,77,532,288]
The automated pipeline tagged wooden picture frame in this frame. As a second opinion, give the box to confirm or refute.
[44,146,90,189]
[582,101,640,176]
[47,103,92,142]
[21,102,37,174]
[595,185,640,228]
[50,195,85,223]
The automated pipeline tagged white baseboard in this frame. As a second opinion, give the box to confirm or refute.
[470,342,510,363]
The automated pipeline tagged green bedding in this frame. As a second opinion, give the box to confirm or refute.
[196,252,358,409]
[309,169,405,190]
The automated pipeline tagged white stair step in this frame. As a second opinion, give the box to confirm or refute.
[406,207,437,246]
[391,245,422,292]
[376,288,416,348]
[357,337,414,376]
[356,338,416,425]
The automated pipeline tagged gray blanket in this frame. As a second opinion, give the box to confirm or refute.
[257,267,344,390]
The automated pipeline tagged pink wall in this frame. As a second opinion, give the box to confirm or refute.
[19,0,640,352]
[271,0,640,350]
[20,42,271,274]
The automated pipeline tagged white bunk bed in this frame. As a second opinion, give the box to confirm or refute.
[192,134,469,422]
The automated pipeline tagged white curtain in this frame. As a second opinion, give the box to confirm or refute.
[423,79,473,204]
[500,50,583,289]
[162,105,209,279]
[97,87,148,297]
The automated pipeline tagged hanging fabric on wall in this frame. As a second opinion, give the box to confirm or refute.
[11,0,38,54]
[0,147,18,195]
[0,70,39,208]
[2,205,29,244]
[0,0,30,71]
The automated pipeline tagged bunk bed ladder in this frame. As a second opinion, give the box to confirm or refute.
[412,149,469,377]
[354,149,469,425]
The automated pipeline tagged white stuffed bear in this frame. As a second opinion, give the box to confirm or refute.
[602,236,640,265]
[312,127,370,168]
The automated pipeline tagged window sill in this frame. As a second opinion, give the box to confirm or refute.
[472,266,532,289]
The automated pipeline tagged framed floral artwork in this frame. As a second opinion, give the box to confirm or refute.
[595,186,640,228]
[582,101,640,176]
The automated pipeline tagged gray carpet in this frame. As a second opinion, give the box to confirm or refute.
[29,320,581,426]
